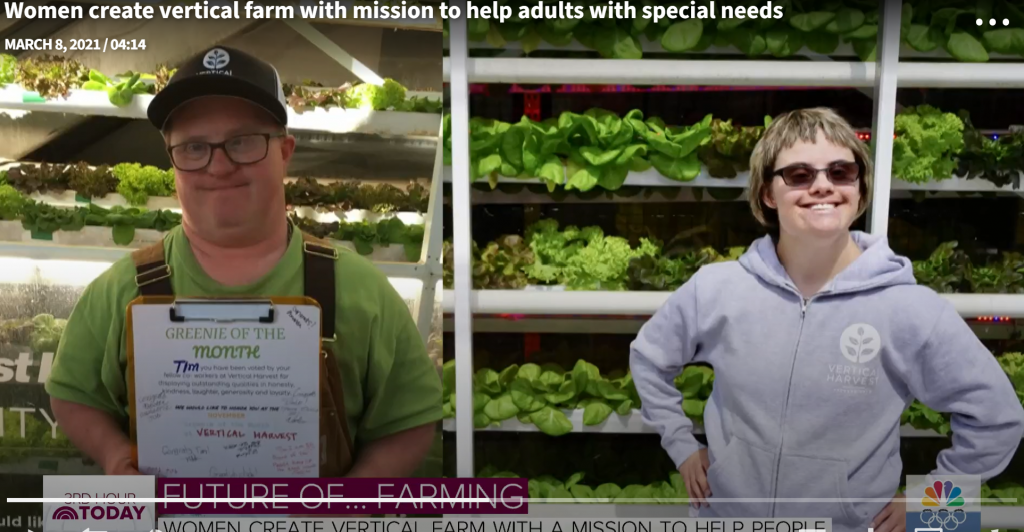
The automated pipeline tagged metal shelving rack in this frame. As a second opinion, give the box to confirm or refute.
[444,3,1024,523]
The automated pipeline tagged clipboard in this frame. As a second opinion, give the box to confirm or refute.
[126,295,327,478]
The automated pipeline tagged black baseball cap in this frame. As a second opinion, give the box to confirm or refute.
[147,45,288,130]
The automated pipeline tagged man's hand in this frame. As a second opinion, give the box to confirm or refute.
[345,423,436,478]
[103,452,141,476]
[680,448,711,508]
[871,492,906,532]
[50,397,140,476]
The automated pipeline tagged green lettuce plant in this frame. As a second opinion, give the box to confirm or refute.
[82,70,149,107]
[901,400,951,435]
[15,54,89,99]
[345,78,407,110]
[441,358,716,436]
[902,1,1024,62]
[524,218,659,290]
[446,349,1024,439]
[892,105,965,183]
[0,54,16,85]
[5,163,70,195]
[112,163,176,205]
[697,117,771,178]
[957,111,1024,189]
[498,115,570,191]
[66,162,118,199]
[19,201,86,234]
[627,111,709,182]
[0,184,25,220]
[472,235,535,289]
[998,352,1024,405]
[627,245,745,291]
[456,0,1024,62]
[911,241,970,293]
[290,215,424,261]
[562,109,649,191]
[16,200,182,244]
[966,252,1024,294]
[29,314,66,354]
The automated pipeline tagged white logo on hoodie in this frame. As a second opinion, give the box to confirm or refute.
[840,323,881,364]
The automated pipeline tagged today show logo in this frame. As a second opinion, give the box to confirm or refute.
[51,504,146,520]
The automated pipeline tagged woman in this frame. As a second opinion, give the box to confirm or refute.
[630,107,1024,532]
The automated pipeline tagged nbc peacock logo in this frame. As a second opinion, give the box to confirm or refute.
[51,506,79,520]
[907,475,980,532]
[923,480,966,507]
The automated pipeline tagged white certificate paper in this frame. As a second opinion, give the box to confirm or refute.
[130,303,322,478]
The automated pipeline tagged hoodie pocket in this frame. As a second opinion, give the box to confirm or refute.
[774,454,859,525]
[704,436,775,517]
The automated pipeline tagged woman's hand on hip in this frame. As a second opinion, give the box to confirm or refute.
[870,493,906,532]
[680,448,711,508]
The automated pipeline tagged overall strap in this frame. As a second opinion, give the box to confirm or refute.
[301,232,337,341]
[131,238,173,296]
[300,231,354,477]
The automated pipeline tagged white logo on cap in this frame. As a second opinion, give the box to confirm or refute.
[202,48,230,70]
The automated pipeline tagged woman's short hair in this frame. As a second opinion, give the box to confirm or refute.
[748,107,874,230]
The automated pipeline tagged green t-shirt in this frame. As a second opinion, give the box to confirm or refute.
[45,223,442,447]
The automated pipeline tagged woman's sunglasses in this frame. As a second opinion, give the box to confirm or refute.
[771,161,862,187]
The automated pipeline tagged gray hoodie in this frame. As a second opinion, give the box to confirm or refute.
[630,231,1024,530]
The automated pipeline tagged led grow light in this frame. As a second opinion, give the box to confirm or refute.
[976,316,1013,323]
[0,256,114,286]
[388,277,423,302]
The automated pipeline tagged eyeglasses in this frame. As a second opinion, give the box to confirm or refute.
[167,133,285,172]
[771,161,862,187]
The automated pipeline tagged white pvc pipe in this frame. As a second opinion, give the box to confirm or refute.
[441,57,1024,89]
[440,290,1024,319]
[414,130,446,344]
[898,62,1024,88]
[441,167,753,188]
[0,87,440,136]
[867,0,902,236]
[441,58,878,86]
[447,15,476,479]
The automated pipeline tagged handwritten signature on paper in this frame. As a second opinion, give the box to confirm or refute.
[139,391,169,421]
[282,388,317,424]
[272,442,315,459]
[272,442,316,474]
[141,466,179,476]
[284,389,316,407]
[161,445,209,463]
[286,308,315,329]
[224,440,262,458]
[209,465,258,478]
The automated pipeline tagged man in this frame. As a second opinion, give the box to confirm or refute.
[45,46,442,478]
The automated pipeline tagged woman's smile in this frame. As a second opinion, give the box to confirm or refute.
[801,200,845,215]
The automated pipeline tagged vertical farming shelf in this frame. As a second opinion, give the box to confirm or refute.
[444,2,1024,523]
